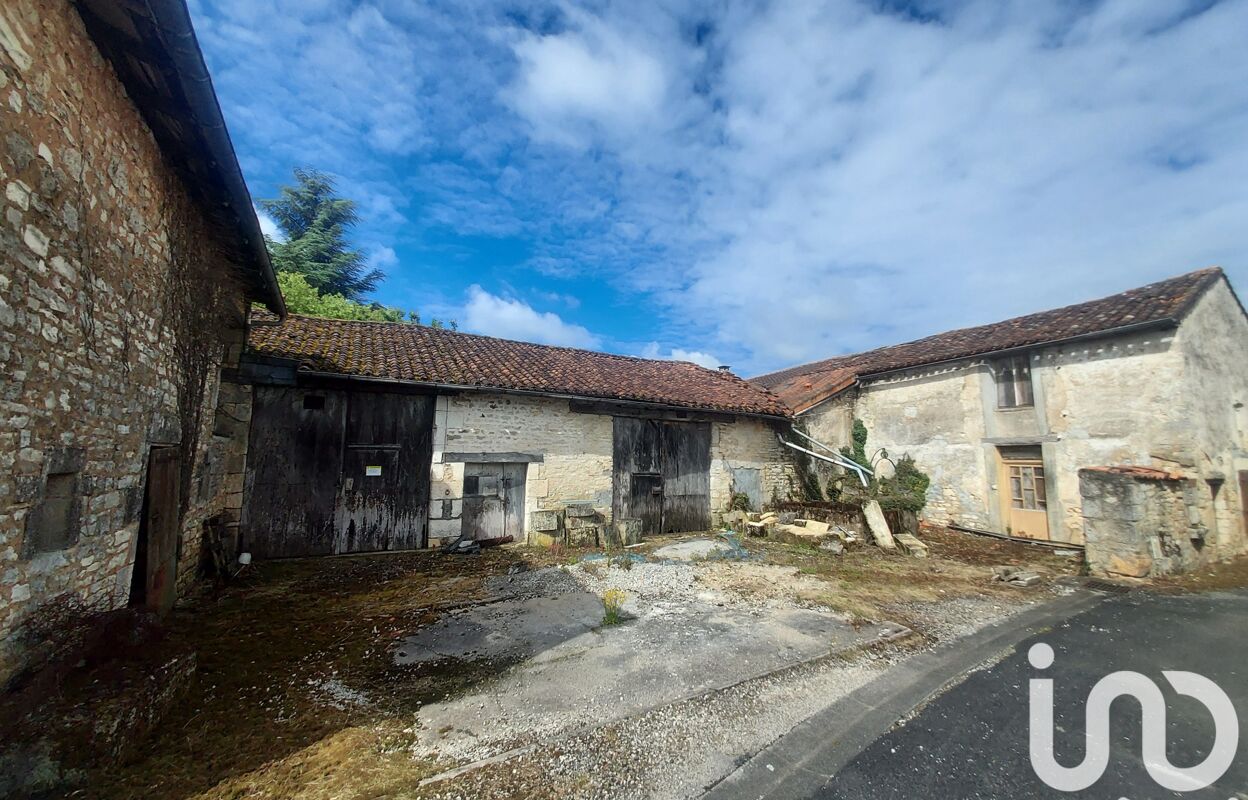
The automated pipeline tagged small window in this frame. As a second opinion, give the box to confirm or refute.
[302,394,326,410]
[1009,464,1046,510]
[996,356,1034,408]
[25,472,79,555]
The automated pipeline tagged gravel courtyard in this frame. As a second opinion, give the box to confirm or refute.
[23,528,1077,799]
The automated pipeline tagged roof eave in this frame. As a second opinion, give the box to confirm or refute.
[75,0,286,317]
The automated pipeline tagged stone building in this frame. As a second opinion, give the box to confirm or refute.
[754,268,1248,576]
[1,0,285,682]
[237,312,796,556]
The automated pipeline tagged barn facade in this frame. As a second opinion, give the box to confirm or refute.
[234,313,796,557]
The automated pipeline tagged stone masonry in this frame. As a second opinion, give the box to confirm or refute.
[0,0,252,683]
[426,391,798,544]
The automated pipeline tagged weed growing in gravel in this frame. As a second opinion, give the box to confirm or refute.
[601,589,626,625]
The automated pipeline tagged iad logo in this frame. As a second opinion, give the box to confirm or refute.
[1028,642,1239,792]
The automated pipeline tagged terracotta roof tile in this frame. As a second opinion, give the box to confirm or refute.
[753,268,1226,412]
[248,313,790,418]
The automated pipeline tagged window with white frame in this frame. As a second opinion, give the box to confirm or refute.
[995,355,1034,408]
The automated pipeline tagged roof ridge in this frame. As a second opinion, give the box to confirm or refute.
[755,266,1223,383]
[278,312,735,370]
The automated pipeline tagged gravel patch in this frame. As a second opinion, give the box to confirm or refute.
[418,593,1029,800]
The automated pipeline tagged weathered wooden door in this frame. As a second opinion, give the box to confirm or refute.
[612,417,711,536]
[131,446,180,614]
[244,387,346,557]
[334,392,434,553]
[244,387,433,557]
[659,421,711,533]
[1000,458,1050,540]
[462,462,526,540]
[1239,471,1248,537]
[628,473,663,535]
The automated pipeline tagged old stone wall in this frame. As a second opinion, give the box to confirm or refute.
[428,392,615,544]
[424,391,794,543]
[1079,468,1206,577]
[0,0,248,682]
[795,292,1247,556]
[709,417,798,515]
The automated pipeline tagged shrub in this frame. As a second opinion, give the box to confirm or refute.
[601,589,627,626]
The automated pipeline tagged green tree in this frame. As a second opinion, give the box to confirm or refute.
[276,273,459,329]
[260,168,382,300]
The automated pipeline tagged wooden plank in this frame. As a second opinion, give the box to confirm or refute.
[442,452,544,464]
[502,463,527,540]
[142,446,181,615]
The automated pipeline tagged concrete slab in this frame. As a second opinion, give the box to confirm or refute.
[400,568,894,763]
[652,538,734,560]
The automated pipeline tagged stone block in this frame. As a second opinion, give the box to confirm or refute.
[566,514,598,530]
[567,525,600,548]
[529,510,560,532]
[895,533,929,558]
[796,519,830,535]
[564,503,596,518]
[614,518,643,546]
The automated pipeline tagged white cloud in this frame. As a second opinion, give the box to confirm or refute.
[367,245,398,270]
[641,342,722,370]
[462,285,601,348]
[201,0,1248,375]
[255,207,284,242]
[505,16,667,146]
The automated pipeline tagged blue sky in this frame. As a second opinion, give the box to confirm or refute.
[189,0,1248,375]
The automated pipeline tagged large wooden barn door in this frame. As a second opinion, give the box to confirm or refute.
[335,392,434,553]
[612,418,711,536]
[244,387,346,558]
[244,387,433,558]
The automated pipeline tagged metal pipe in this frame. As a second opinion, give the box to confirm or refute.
[777,436,870,487]
[788,428,873,482]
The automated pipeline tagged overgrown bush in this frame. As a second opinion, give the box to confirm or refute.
[729,492,753,512]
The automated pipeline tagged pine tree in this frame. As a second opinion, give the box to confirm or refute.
[260,168,383,300]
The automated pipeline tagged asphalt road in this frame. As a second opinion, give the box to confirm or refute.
[815,590,1248,799]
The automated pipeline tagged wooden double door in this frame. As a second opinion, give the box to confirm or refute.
[461,462,527,541]
[244,387,434,558]
[611,417,712,536]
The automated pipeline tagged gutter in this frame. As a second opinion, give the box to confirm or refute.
[295,369,792,423]
[144,0,286,318]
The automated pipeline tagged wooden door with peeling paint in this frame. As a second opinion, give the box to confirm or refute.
[461,462,526,540]
[612,417,711,536]
[244,387,433,557]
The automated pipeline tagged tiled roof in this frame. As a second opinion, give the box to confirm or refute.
[247,312,790,418]
[753,268,1227,413]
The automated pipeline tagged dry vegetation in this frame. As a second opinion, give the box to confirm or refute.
[5,528,1082,799]
[704,525,1082,623]
[31,548,569,800]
